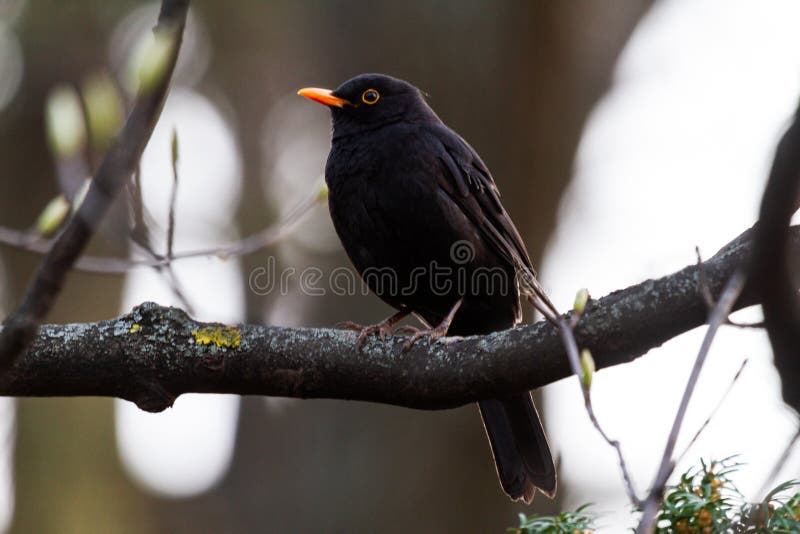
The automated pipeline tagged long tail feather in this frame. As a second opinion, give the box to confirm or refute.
[478,393,557,503]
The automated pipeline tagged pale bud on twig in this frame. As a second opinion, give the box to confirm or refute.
[36,196,71,237]
[82,72,123,150]
[580,348,595,390]
[171,127,180,167]
[573,288,590,315]
[125,29,177,95]
[45,85,86,159]
[316,179,329,203]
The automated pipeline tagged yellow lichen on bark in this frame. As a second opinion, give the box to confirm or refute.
[191,326,241,348]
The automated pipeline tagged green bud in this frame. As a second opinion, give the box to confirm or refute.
[580,348,595,390]
[171,127,179,167]
[36,195,71,236]
[316,179,329,203]
[573,288,590,315]
[82,71,123,150]
[126,29,176,95]
[45,85,86,158]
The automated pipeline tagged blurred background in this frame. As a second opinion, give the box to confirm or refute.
[0,0,799,532]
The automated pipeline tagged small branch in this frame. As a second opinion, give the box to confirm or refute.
[636,269,747,533]
[674,358,748,467]
[553,307,642,508]
[167,127,179,261]
[0,0,190,370]
[0,188,322,274]
[697,246,762,329]
[128,130,193,312]
[757,426,800,498]
[0,225,791,414]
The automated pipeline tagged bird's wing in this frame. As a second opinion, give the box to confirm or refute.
[424,124,557,317]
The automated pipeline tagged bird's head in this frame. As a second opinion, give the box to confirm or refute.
[298,73,438,137]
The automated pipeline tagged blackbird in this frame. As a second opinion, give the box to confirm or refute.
[299,73,557,503]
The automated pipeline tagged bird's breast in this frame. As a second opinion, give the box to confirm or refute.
[324,128,519,330]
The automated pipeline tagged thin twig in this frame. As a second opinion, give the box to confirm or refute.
[130,236,195,313]
[130,163,145,238]
[167,127,179,261]
[757,426,800,499]
[0,188,322,274]
[697,246,763,329]
[636,269,747,533]
[673,358,749,467]
[542,294,643,508]
[126,128,194,313]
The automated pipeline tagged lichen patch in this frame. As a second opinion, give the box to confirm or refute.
[191,326,241,349]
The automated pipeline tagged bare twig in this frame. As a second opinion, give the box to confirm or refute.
[130,236,195,313]
[636,269,747,533]
[127,129,193,312]
[697,246,763,329]
[673,358,749,467]
[0,226,45,249]
[128,164,147,242]
[0,0,190,370]
[167,127,179,261]
[0,188,322,274]
[546,294,642,508]
[757,426,800,499]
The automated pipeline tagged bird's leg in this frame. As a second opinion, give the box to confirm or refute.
[337,309,410,350]
[397,298,464,351]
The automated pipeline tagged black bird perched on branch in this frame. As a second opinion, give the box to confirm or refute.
[299,73,558,503]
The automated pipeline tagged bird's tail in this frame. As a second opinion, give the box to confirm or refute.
[478,393,556,503]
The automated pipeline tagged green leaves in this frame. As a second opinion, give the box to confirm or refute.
[507,459,800,533]
[510,504,596,534]
[656,457,739,532]
[655,457,800,533]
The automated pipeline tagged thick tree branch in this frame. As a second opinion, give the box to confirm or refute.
[0,224,795,412]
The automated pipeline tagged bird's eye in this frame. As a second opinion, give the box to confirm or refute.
[361,89,380,105]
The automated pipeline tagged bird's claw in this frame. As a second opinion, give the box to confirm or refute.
[397,298,464,352]
[399,325,459,352]
[337,320,396,351]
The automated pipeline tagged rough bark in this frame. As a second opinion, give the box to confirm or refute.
[1,224,793,413]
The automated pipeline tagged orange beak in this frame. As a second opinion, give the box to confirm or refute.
[297,87,350,108]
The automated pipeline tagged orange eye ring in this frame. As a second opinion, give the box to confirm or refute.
[361,89,380,105]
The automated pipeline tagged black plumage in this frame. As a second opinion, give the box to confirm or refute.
[299,73,556,503]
